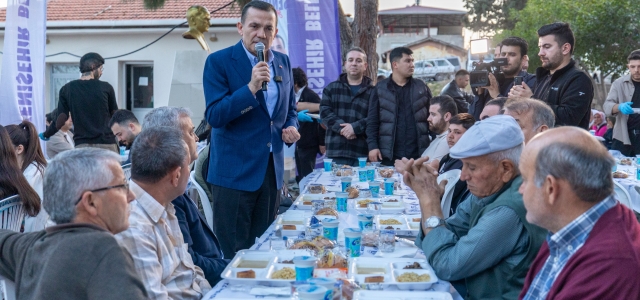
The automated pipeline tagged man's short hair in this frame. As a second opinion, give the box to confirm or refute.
[44,148,120,224]
[430,95,458,117]
[535,142,614,202]
[292,67,307,88]
[449,113,475,130]
[109,109,139,128]
[628,49,640,62]
[505,98,556,129]
[389,47,413,64]
[345,47,367,60]
[486,97,508,113]
[130,127,188,184]
[142,107,192,130]
[501,36,528,57]
[455,69,469,77]
[79,52,104,73]
[537,22,575,54]
[241,1,277,25]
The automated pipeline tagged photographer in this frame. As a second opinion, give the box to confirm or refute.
[469,37,536,120]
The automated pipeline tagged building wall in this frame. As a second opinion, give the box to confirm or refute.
[0,26,238,116]
[409,41,467,62]
[377,34,464,67]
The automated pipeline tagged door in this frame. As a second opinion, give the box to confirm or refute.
[125,64,154,122]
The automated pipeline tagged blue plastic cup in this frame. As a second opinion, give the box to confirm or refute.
[341,177,352,192]
[323,159,333,172]
[322,219,339,241]
[384,178,395,195]
[366,167,375,181]
[369,181,381,197]
[358,169,367,182]
[344,228,362,257]
[358,157,367,168]
[336,192,348,212]
[357,214,374,230]
[293,256,317,281]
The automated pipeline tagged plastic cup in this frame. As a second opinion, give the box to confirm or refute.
[358,188,372,198]
[344,228,363,257]
[119,146,126,155]
[305,223,323,240]
[269,235,286,251]
[357,214,374,230]
[636,155,640,165]
[384,178,395,195]
[366,167,375,181]
[323,159,333,172]
[308,278,336,300]
[322,219,340,241]
[358,168,367,182]
[378,229,396,253]
[369,181,381,197]
[293,256,317,282]
[367,202,383,215]
[358,157,367,168]
[589,130,596,136]
[311,199,324,214]
[296,284,328,300]
[336,192,348,212]
[341,177,352,192]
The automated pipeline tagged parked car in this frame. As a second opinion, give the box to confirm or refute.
[445,57,462,72]
[377,68,391,78]
[424,58,455,81]
[414,60,438,81]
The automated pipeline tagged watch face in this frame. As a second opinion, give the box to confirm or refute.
[426,217,441,227]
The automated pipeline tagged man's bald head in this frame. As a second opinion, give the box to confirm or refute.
[519,127,615,231]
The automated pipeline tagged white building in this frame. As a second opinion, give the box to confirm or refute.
[0,0,241,123]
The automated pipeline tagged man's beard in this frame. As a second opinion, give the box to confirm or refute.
[502,60,521,77]
[542,52,563,70]
[429,121,447,135]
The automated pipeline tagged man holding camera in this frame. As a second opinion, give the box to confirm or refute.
[469,37,536,121]
[510,22,593,129]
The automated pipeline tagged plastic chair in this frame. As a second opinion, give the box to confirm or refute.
[613,181,633,209]
[437,169,461,218]
[189,171,214,230]
[122,163,132,181]
[0,274,16,300]
[0,195,26,232]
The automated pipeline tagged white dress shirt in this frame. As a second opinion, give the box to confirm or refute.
[116,181,210,300]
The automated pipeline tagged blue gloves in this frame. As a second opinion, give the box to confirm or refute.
[298,109,313,122]
[38,132,49,141]
[619,102,634,115]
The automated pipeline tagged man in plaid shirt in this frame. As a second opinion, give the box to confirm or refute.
[320,47,375,166]
[519,126,640,299]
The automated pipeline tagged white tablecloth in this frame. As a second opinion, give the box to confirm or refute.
[203,169,462,299]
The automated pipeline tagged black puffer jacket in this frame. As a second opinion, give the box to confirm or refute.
[366,77,432,160]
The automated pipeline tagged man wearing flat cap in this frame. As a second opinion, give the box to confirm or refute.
[402,115,546,300]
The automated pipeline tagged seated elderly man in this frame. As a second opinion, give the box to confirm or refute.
[0,148,147,299]
[403,115,546,299]
[116,127,210,299]
[504,98,555,143]
[479,97,507,120]
[519,127,640,299]
[143,106,229,285]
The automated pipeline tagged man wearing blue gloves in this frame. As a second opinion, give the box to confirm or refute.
[293,67,326,182]
[604,49,640,156]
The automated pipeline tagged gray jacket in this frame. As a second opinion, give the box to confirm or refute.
[604,74,636,145]
[367,77,432,160]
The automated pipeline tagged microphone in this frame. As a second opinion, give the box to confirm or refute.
[255,42,268,91]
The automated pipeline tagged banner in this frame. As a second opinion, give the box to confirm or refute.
[264,0,341,97]
[0,0,46,133]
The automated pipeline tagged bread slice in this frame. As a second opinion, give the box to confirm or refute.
[365,276,384,283]
[282,225,296,230]
[237,270,256,278]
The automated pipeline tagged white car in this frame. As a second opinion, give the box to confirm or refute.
[414,61,438,81]
[377,68,391,78]
[424,58,455,81]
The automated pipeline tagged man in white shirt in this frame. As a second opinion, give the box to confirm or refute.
[422,95,458,162]
[116,127,210,299]
[46,112,74,158]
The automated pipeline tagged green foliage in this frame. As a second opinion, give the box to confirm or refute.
[463,0,528,34]
[497,0,640,77]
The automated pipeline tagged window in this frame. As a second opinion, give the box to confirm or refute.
[125,64,154,110]
[49,64,80,111]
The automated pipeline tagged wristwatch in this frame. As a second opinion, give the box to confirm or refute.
[424,216,445,229]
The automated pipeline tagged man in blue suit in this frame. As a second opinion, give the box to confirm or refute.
[203,1,299,257]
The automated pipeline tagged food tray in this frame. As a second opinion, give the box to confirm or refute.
[275,210,309,236]
[348,257,438,290]
[353,291,453,300]
[374,214,420,236]
[220,249,313,286]
[354,196,406,214]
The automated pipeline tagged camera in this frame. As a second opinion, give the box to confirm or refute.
[468,39,508,88]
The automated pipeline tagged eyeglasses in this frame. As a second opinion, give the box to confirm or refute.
[75,182,129,205]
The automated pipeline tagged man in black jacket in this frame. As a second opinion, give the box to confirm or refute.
[293,67,326,182]
[469,37,536,120]
[320,47,375,166]
[367,47,433,166]
[440,69,473,113]
[509,22,593,129]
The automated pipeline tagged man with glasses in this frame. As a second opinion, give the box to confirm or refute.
[40,52,119,153]
[0,148,148,299]
[116,127,211,299]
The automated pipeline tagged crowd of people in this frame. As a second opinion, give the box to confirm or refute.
[0,1,639,299]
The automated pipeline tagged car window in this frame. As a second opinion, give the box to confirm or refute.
[446,58,459,66]
[415,62,423,68]
[436,60,448,66]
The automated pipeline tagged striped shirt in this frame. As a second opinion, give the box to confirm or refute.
[522,196,616,300]
[116,181,211,299]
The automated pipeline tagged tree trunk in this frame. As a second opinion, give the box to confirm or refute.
[338,3,354,65]
[353,0,379,83]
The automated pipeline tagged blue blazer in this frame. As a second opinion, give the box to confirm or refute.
[203,41,298,191]
[172,193,230,285]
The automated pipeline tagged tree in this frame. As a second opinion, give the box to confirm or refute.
[463,0,528,35]
[497,0,640,105]
[352,0,379,82]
